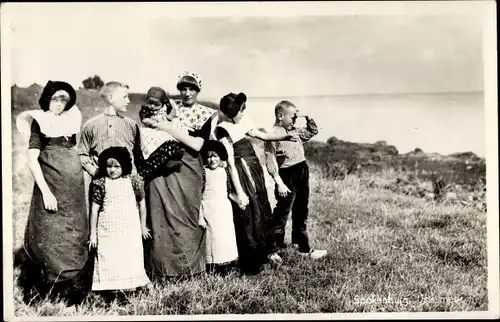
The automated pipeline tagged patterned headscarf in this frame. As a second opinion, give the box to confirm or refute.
[177,71,203,92]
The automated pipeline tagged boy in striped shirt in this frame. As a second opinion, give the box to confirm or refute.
[264,100,327,259]
[78,81,141,209]
[78,81,139,178]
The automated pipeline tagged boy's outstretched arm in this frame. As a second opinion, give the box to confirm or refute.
[247,128,298,142]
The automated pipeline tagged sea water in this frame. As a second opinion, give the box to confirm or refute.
[235,92,485,157]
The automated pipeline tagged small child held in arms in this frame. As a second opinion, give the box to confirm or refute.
[88,147,151,304]
[136,87,186,180]
[198,140,239,276]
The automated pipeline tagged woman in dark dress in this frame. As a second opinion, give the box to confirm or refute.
[215,92,296,275]
[15,80,92,305]
[138,71,219,279]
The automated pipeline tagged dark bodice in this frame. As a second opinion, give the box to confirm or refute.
[29,120,77,150]
[215,126,259,163]
[232,137,258,161]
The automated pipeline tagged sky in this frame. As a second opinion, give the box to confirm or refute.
[4,2,486,99]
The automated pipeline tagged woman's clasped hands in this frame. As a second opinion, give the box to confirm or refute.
[236,192,249,210]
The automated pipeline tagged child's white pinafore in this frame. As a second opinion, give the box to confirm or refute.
[92,177,150,291]
[201,167,239,264]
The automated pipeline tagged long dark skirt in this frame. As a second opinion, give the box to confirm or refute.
[19,144,92,304]
[144,150,206,278]
[231,138,275,275]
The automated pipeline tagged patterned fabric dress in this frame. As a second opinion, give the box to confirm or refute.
[216,117,275,275]
[90,175,150,291]
[202,166,239,265]
[16,107,92,302]
[143,103,218,278]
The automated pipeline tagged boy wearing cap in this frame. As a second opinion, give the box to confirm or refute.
[264,100,327,259]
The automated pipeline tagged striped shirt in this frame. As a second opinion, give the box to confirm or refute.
[77,113,139,169]
[264,117,318,177]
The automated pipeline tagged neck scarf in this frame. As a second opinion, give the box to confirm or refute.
[16,106,82,140]
[174,101,217,130]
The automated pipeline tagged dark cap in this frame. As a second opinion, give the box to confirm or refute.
[39,80,77,111]
[202,140,229,161]
[219,92,247,119]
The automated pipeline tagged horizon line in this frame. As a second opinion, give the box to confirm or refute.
[201,90,484,101]
[11,84,483,101]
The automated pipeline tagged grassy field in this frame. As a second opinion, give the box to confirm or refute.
[7,86,488,316]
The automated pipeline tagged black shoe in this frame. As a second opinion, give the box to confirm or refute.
[238,262,262,276]
[66,292,86,306]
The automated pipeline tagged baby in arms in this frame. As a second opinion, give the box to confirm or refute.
[137,87,186,178]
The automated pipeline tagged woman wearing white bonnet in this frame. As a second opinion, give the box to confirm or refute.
[16,80,92,305]
[143,71,220,279]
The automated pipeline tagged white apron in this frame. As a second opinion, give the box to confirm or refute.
[201,167,239,264]
[92,177,150,291]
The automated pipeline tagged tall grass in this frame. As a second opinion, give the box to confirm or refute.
[10,157,488,316]
[8,87,488,316]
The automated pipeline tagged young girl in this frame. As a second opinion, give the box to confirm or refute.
[198,140,239,275]
[216,92,297,275]
[88,146,151,302]
[78,81,139,211]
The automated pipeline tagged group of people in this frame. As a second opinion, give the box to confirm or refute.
[15,71,327,306]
